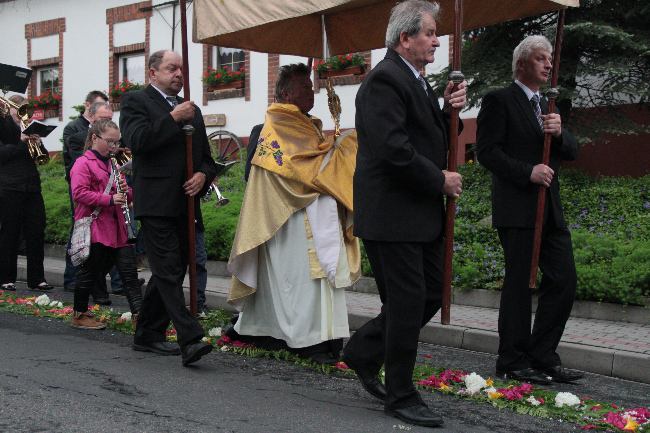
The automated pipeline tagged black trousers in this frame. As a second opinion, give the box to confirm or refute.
[344,238,443,410]
[64,184,111,299]
[74,243,142,313]
[0,191,45,287]
[134,216,204,349]
[496,221,576,372]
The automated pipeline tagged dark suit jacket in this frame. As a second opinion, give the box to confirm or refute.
[62,116,90,181]
[0,115,40,193]
[354,48,458,242]
[119,85,217,230]
[476,82,578,229]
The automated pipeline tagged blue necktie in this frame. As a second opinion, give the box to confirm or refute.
[166,96,178,107]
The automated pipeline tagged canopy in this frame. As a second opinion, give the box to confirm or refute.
[193,0,579,57]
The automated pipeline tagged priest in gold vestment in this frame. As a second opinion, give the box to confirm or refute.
[227,64,360,363]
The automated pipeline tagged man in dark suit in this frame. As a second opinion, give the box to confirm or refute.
[476,35,582,384]
[342,0,466,428]
[120,50,217,366]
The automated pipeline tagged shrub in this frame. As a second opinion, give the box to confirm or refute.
[38,154,650,304]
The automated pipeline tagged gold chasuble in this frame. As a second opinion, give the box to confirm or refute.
[228,103,360,304]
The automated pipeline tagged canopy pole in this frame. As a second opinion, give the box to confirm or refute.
[180,0,198,316]
[529,9,566,289]
[441,0,464,325]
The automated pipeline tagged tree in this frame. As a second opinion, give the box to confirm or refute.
[429,0,650,143]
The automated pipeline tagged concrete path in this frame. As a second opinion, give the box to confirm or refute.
[18,255,650,383]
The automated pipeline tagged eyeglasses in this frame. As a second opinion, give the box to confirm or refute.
[95,134,122,147]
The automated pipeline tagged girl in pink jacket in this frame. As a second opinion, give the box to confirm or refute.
[69,119,142,329]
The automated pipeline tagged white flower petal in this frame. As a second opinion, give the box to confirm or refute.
[208,327,222,337]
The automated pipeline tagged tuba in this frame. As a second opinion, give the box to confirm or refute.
[0,95,50,165]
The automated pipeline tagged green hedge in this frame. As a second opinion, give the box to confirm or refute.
[40,157,650,305]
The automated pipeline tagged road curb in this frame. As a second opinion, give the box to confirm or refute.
[40,244,649,324]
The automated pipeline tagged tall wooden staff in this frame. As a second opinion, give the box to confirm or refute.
[179,0,198,315]
[529,9,566,289]
[441,0,464,325]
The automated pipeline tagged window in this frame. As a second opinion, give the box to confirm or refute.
[37,66,59,94]
[118,53,145,84]
[212,46,245,71]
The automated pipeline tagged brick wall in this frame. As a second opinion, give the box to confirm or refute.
[267,54,280,105]
[25,17,66,121]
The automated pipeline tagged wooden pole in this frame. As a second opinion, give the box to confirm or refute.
[529,9,566,289]
[179,0,198,315]
[441,0,464,325]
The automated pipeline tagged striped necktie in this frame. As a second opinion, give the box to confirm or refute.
[418,75,428,92]
[531,94,543,131]
[166,96,179,107]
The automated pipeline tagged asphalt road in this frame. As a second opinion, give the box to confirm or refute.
[0,310,648,433]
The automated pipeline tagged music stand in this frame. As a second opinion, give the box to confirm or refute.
[0,63,32,94]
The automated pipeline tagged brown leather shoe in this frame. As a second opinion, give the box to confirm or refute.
[71,311,106,330]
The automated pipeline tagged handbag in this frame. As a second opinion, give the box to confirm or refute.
[68,169,115,266]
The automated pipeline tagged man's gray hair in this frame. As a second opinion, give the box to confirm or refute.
[274,63,310,102]
[149,49,173,70]
[385,0,440,49]
[88,101,111,116]
[512,35,552,79]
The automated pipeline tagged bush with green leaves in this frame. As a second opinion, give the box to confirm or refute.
[38,157,650,304]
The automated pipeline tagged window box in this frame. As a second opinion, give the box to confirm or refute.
[318,64,366,80]
[207,79,245,92]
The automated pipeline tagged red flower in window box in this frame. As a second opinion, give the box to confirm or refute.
[109,79,144,101]
[203,66,245,92]
[315,53,366,79]
[27,90,62,110]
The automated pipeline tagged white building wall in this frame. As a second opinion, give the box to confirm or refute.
[0,0,470,153]
[30,34,58,60]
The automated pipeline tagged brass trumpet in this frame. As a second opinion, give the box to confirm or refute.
[202,182,229,207]
[0,95,50,165]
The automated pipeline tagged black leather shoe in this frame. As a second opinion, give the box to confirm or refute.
[1,283,16,291]
[342,354,387,401]
[496,367,552,385]
[385,405,444,428]
[133,341,181,356]
[182,341,213,366]
[539,365,584,383]
[31,282,53,291]
[306,352,339,365]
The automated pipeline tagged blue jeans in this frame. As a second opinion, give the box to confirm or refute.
[195,229,207,309]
